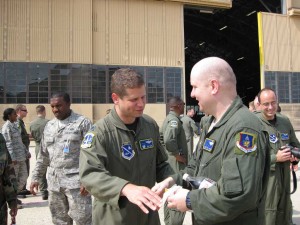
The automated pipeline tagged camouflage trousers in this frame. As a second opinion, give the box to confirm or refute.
[49,188,92,225]
[0,203,7,225]
[13,160,28,192]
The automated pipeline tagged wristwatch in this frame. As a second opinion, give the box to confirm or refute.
[186,191,192,210]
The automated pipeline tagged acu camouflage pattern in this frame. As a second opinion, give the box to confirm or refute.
[1,121,27,161]
[0,133,18,225]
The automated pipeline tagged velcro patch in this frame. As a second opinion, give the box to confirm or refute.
[139,139,154,150]
[170,120,178,128]
[269,134,278,143]
[121,143,135,160]
[281,133,289,141]
[235,132,257,156]
[203,138,215,152]
[81,133,95,149]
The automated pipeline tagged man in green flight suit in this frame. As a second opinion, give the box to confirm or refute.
[161,96,188,225]
[152,57,270,225]
[79,68,174,225]
[30,105,49,200]
[0,133,18,225]
[256,88,300,225]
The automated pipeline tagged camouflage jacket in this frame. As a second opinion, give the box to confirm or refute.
[16,118,30,149]
[31,111,92,191]
[0,133,18,210]
[1,121,27,161]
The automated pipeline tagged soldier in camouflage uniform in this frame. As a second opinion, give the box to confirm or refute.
[30,105,49,200]
[0,133,18,225]
[161,96,188,225]
[1,108,28,196]
[30,93,92,225]
[15,104,31,196]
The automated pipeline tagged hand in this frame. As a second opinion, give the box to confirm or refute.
[12,160,17,165]
[9,207,18,217]
[175,154,187,164]
[151,177,175,197]
[80,185,89,196]
[27,152,31,159]
[30,181,39,195]
[277,147,291,162]
[167,188,190,212]
[121,183,162,214]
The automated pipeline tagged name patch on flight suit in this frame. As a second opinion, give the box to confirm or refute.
[235,132,257,155]
[139,139,154,150]
[81,133,95,149]
[170,121,178,128]
[121,143,135,160]
[281,133,289,141]
[269,134,278,143]
[203,138,215,152]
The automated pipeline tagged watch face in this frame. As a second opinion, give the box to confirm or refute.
[186,191,192,209]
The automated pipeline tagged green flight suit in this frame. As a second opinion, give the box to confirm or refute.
[161,111,188,225]
[172,96,270,225]
[79,108,174,225]
[30,117,49,194]
[256,112,300,225]
[181,115,198,161]
[0,134,17,225]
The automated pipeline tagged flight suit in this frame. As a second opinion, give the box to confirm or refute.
[172,96,269,225]
[161,111,188,225]
[0,133,17,225]
[256,112,300,225]
[79,108,174,225]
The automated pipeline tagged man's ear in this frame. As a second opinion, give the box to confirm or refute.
[112,93,119,104]
[210,79,219,95]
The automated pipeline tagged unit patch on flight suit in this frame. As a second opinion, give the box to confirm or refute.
[269,134,278,143]
[203,138,215,152]
[81,132,95,149]
[139,139,154,150]
[121,143,135,160]
[281,133,289,141]
[235,132,257,156]
[170,121,178,128]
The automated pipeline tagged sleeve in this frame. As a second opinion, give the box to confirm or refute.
[190,127,268,224]
[79,130,129,209]
[163,119,180,155]
[287,119,300,148]
[2,126,16,161]
[3,148,18,209]
[31,130,50,182]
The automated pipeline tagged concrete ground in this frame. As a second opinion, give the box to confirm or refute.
[15,140,300,225]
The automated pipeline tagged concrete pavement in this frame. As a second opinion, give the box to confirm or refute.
[15,143,300,225]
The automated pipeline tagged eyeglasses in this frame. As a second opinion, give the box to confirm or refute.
[261,101,277,107]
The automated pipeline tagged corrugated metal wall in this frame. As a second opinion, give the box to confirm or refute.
[261,12,300,72]
[0,0,184,67]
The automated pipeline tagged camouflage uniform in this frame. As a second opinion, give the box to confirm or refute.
[31,111,92,225]
[0,133,18,225]
[30,117,49,195]
[1,121,28,192]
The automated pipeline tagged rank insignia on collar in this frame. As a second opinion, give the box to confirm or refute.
[81,133,95,149]
[203,138,215,152]
[139,139,154,150]
[235,132,257,154]
[281,133,289,141]
[121,143,135,160]
[269,134,278,143]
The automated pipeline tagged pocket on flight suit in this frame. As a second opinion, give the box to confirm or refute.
[221,158,243,197]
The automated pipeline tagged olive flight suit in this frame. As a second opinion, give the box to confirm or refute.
[172,96,270,225]
[79,108,174,225]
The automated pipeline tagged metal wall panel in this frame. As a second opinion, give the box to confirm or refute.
[6,0,27,61]
[289,18,300,71]
[262,13,279,71]
[72,0,92,63]
[30,0,49,62]
[276,16,291,71]
[162,0,231,8]
[0,0,4,61]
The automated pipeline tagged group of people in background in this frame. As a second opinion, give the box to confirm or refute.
[0,56,298,225]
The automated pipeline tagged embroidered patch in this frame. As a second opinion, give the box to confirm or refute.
[235,132,257,155]
[281,133,289,141]
[269,134,278,143]
[121,143,135,160]
[81,133,95,149]
[203,138,215,152]
[170,120,178,128]
[139,139,154,150]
